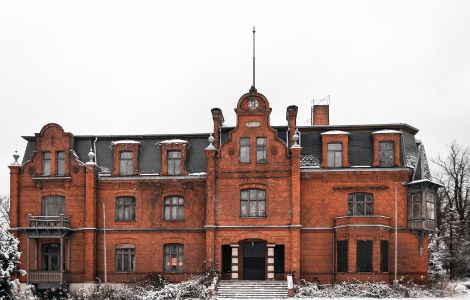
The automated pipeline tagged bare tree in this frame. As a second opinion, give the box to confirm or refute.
[432,141,470,278]
[0,195,9,226]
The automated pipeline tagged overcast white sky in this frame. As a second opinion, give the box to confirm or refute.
[1,0,469,196]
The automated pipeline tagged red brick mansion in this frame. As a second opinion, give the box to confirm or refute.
[9,88,439,290]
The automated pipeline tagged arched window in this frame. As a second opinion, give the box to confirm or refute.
[240,189,266,217]
[116,196,136,221]
[164,244,184,273]
[42,196,65,216]
[116,244,135,272]
[348,193,373,216]
[164,196,184,221]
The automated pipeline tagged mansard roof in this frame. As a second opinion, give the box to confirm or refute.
[21,122,421,174]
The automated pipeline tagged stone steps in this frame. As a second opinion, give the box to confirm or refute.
[217,280,288,299]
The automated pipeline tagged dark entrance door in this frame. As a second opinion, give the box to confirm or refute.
[243,241,266,280]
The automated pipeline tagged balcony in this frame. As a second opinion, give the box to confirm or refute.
[335,215,391,229]
[26,215,74,238]
[29,215,71,228]
[29,271,68,284]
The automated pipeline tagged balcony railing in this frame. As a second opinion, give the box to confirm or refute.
[29,271,67,283]
[28,215,71,229]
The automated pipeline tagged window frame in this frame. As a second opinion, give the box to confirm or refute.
[163,196,185,221]
[56,151,65,176]
[42,152,51,176]
[167,150,182,175]
[378,141,395,167]
[409,193,422,220]
[425,192,436,220]
[336,240,348,272]
[380,240,389,273]
[116,244,136,272]
[356,240,373,272]
[42,243,60,272]
[42,196,65,216]
[163,243,184,273]
[240,189,266,218]
[348,193,373,216]
[115,196,136,221]
[119,151,134,176]
[256,137,267,163]
[239,137,250,163]
[327,143,343,168]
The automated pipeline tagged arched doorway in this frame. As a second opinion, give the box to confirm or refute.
[241,239,266,280]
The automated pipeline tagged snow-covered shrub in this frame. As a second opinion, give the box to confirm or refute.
[141,273,212,300]
[294,279,468,298]
[38,287,71,300]
[0,228,21,300]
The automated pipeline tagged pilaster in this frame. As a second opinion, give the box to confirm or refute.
[205,144,217,269]
[8,164,20,228]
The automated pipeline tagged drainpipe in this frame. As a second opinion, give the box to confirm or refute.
[394,182,398,285]
[332,229,336,283]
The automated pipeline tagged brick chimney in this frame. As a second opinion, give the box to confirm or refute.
[311,97,330,125]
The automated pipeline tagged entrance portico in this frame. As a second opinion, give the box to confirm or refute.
[227,240,279,280]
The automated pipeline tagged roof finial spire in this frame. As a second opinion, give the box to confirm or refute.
[249,26,257,94]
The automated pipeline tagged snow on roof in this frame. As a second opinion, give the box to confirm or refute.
[407,179,444,186]
[189,172,206,176]
[372,129,401,134]
[159,139,188,144]
[112,140,141,145]
[320,130,350,135]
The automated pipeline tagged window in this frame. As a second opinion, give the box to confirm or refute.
[356,240,373,272]
[167,151,182,175]
[240,189,266,217]
[164,196,184,221]
[116,244,135,272]
[274,245,285,273]
[256,138,267,163]
[164,244,184,273]
[327,143,342,168]
[348,193,373,216]
[380,240,389,272]
[425,192,436,220]
[119,151,133,176]
[42,152,51,176]
[240,137,250,163]
[42,196,65,216]
[116,197,136,221]
[379,142,394,167]
[337,240,348,272]
[222,245,231,273]
[410,193,422,219]
[42,243,59,271]
[56,151,65,176]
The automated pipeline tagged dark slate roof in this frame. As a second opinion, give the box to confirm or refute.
[23,134,209,174]
[22,123,420,173]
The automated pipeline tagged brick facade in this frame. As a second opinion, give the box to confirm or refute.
[9,90,438,288]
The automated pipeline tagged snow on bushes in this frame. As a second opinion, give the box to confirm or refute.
[294,279,469,298]
[0,228,21,300]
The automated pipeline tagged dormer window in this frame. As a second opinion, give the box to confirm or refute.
[160,139,188,176]
[42,152,51,176]
[321,131,350,168]
[372,130,401,167]
[119,151,133,176]
[168,151,182,175]
[56,151,65,176]
[112,140,140,176]
[327,143,342,168]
